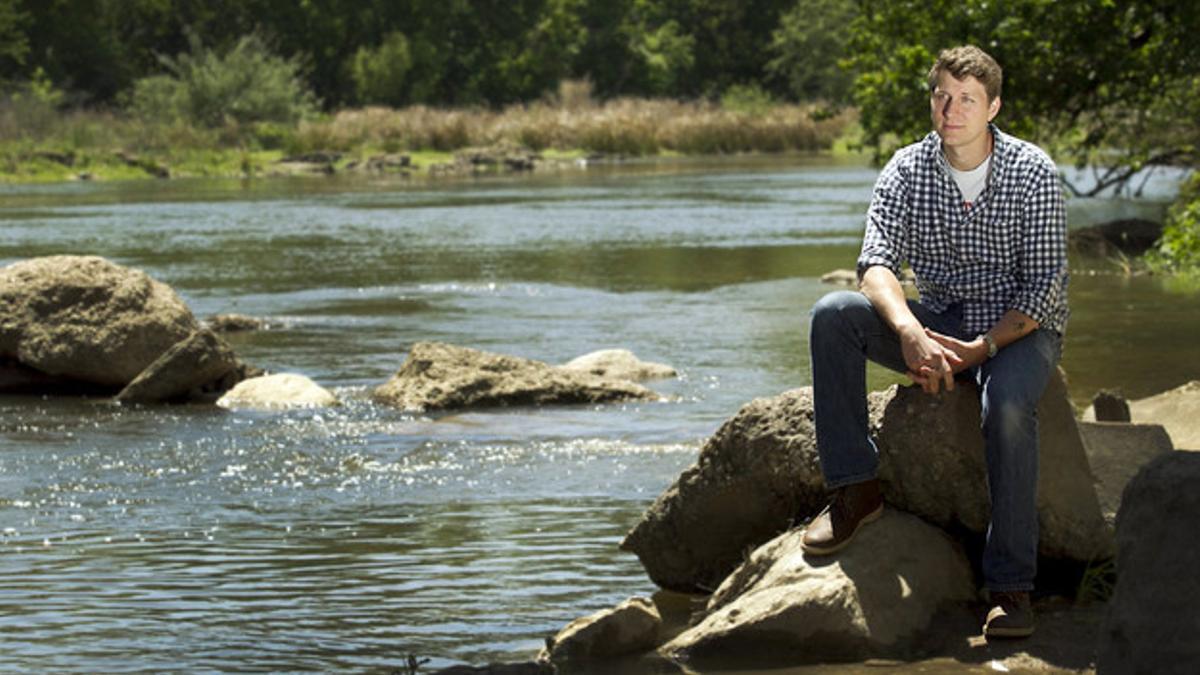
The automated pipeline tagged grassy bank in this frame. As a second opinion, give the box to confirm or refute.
[0,96,856,183]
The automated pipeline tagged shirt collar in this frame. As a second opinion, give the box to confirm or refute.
[924,123,1011,179]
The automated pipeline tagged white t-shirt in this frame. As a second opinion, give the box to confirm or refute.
[946,154,991,208]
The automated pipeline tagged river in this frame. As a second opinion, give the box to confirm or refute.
[1,156,1196,672]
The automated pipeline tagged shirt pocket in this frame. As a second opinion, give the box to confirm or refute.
[965,216,1019,269]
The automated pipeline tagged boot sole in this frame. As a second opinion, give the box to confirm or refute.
[800,503,884,555]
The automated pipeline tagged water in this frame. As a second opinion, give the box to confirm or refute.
[1,157,1197,672]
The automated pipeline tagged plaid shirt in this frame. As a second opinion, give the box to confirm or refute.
[857,125,1070,335]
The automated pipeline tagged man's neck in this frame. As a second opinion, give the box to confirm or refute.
[943,130,994,171]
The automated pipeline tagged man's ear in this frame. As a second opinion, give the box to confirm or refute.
[988,96,1002,122]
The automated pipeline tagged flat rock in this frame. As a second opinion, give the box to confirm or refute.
[1077,421,1173,522]
[560,349,676,381]
[1127,380,1200,450]
[660,510,975,667]
[0,256,199,387]
[217,373,338,410]
[1099,452,1200,674]
[373,341,660,412]
[115,328,239,403]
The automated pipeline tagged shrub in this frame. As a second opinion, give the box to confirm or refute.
[128,34,316,129]
[1149,172,1200,273]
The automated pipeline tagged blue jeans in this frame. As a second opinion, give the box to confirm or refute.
[809,290,1061,592]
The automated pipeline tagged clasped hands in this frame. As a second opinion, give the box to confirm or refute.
[900,325,989,394]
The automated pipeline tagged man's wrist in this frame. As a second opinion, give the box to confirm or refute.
[979,333,998,359]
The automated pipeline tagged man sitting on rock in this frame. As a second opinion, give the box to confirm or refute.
[801,45,1069,639]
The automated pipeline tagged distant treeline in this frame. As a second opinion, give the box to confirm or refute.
[0,0,851,109]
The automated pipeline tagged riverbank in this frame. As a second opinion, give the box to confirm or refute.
[0,98,857,183]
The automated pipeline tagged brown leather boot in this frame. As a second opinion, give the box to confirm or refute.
[800,478,883,555]
[983,591,1034,638]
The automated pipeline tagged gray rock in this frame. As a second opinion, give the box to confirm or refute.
[622,369,1111,593]
[621,387,826,592]
[217,373,338,410]
[1091,389,1131,422]
[206,313,267,333]
[1099,452,1200,675]
[1068,218,1162,257]
[1078,421,1173,522]
[115,328,239,403]
[373,342,661,412]
[0,256,199,387]
[560,349,677,381]
[661,510,975,667]
[541,596,662,665]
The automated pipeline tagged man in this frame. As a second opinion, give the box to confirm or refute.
[801,45,1068,639]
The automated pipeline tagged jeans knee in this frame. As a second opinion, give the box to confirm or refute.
[811,290,864,327]
[981,395,1038,444]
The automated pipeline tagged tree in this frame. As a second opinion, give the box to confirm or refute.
[0,0,28,76]
[766,0,856,103]
[845,0,1200,187]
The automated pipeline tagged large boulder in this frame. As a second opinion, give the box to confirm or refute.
[115,328,239,403]
[874,369,1112,562]
[0,256,198,387]
[1099,452,1200,675]
[620,388,826,592]
[560,349,677,381]
[217,373,338,410]
[660,510,975,667]
[373,342,661,412]
[623,369,1111,593]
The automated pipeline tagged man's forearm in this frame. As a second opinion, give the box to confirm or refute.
[986,309,1040,350]
[859,266,920,336]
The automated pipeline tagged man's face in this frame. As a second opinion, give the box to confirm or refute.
[930,72,1000,151]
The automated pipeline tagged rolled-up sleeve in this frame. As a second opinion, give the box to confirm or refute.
[856,159,910,279]
[1010,162,1068,324]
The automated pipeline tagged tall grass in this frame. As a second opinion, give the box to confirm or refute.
[291,97,851,157]
[1,79,853,181]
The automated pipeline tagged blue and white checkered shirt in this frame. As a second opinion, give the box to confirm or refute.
[857,125,1070,335]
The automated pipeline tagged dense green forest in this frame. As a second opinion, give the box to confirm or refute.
[1,0,1197,271]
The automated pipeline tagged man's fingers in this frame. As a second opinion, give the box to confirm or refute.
[942,367,955,392]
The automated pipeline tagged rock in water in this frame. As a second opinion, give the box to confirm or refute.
[217,373,338,410]
[541,596,662,665]
[0,255,198,387]
[115,328,239,403]
[373,341,660,412]
[1099,452,1200,675]
[560,349,677,381]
